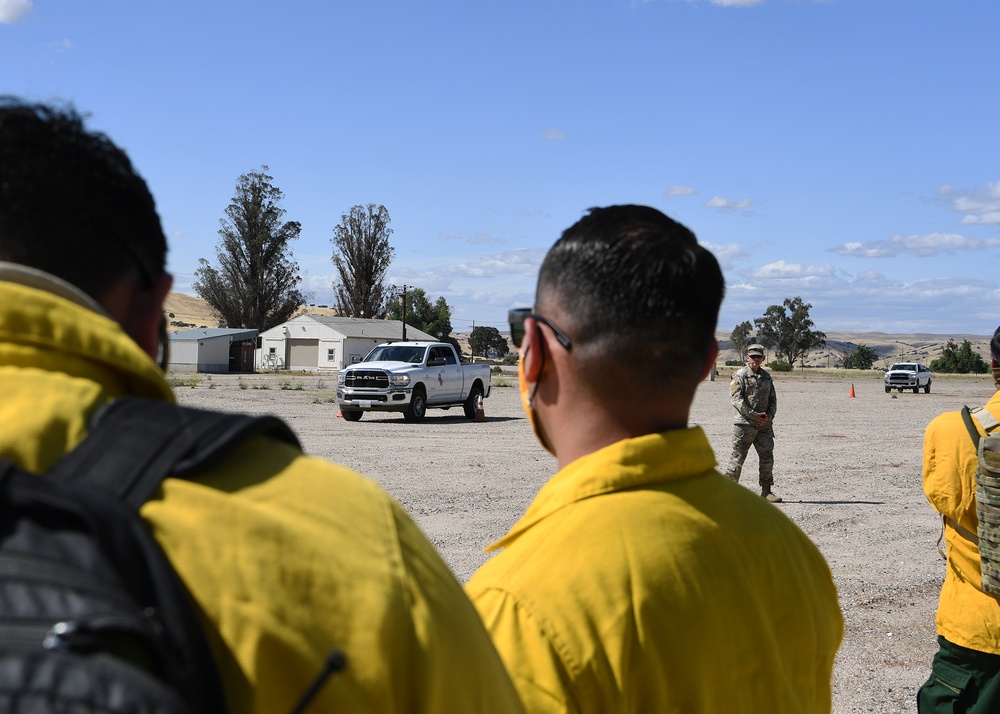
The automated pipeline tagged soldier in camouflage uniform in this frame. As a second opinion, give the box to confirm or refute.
[725,343,781,503]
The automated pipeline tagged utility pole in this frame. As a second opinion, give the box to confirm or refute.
[393,285,413,340]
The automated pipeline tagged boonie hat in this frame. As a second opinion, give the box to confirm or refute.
[747,344,765,357]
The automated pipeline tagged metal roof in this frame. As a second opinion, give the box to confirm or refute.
[169,328,258,342]
[300,316,435,341]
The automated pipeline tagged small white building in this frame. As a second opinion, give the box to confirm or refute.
[168,328,259,373]
[256,316,435,372]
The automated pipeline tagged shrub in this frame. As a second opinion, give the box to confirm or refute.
[724,359,743,367]
[767,360,793,372]
[502,355,519,366]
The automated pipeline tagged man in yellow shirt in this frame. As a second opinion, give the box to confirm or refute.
[920,326,1000,712]
[466,205,843,712]
[0,98,522,713]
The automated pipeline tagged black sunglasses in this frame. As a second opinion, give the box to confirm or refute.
[508,308,573,350]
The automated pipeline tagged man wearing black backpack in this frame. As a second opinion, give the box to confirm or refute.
[0,98,523,713]
[920,326,1000,712]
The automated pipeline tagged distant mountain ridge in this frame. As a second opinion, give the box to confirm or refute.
[165,293,992,368]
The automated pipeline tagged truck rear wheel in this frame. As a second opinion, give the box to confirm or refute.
[404,388,427,423]
[924,380,931,394]
[464,384,483,419]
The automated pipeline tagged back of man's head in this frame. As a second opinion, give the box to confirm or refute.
[537,205,724,388]
[0,97,167,301]
[991,325,1000,363]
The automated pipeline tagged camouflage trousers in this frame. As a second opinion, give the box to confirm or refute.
[725,424,774,487]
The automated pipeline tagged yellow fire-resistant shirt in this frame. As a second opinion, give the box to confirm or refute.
[923,391,1000,655]
[467,428,843,713]
[0,273,523,713]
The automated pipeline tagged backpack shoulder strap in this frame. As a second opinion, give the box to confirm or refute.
[49,396,301,510]
[962,405,985,449]
[970,405,1000,434]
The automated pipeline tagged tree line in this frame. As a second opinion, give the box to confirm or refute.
[729,297,827,371]
[192,167,513,359]
[731,298,990,373]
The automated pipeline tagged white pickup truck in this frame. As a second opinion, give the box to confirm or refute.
[884,362,932,393]
[336,342,492,422]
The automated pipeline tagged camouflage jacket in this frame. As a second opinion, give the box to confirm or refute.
[730,365,777,426]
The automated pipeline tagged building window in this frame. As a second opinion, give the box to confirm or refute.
[327,348,336,362]
[269,347,276,355]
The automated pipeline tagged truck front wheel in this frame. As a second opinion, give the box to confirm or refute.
[924,380,931,394]
[464,384,483,419]
[342,409,363,422]
[404,388,427,423]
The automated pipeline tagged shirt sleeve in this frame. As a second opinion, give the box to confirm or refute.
[392,506,527,714]
[730,372,753,419]
[469,587,576,714]
[766,378,777,421]
[923,412,977,527]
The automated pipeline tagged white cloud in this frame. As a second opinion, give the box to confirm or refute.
[953,181,1000,213]
[701,241,749,270]
[541,129,566,140]
[710,0,764,6]
[436,231,503,245]
[467,233,502,245]
[962,213,1000,225]
[832,233,1000,258]
[439,248,546,279]
[665,185,696,197]
[749,259,837,280]
[939,181,1000,224]
[0,0,31,24]
[704,195,755,213]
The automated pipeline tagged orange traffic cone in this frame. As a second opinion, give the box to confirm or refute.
[336,410,343,418]
[849,384,856,398]
[475,394,485,421]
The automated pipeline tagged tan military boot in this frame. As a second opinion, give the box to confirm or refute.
[761,486,782,503]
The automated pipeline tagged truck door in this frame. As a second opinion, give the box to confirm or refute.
[428,346,463,402]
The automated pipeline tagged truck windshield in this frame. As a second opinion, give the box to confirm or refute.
[364,346,427,364]
[890,364,916,371]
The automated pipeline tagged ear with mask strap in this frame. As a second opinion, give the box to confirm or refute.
[518,338,555,456]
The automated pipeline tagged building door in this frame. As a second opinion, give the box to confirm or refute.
[287,339,320,370]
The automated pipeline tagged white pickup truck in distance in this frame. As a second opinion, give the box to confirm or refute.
[884,362,932,393]
[337,342,491,422]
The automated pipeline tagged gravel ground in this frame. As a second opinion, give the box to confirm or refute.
[171,369,999,713]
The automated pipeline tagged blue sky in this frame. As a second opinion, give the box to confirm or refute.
[3,0,999,335]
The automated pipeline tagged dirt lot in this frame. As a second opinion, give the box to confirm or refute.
[170,368,998,713]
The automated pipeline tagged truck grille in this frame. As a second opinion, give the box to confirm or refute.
[344,369,390,389]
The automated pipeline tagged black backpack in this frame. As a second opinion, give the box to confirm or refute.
[0,396,300,713]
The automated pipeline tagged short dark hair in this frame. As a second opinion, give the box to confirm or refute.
[991,326,1000,363]
[0,97,166,299]
[537,205,724,384]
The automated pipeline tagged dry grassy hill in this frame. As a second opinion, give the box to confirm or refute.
[165,292,992,367]
[163,293,338,332]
